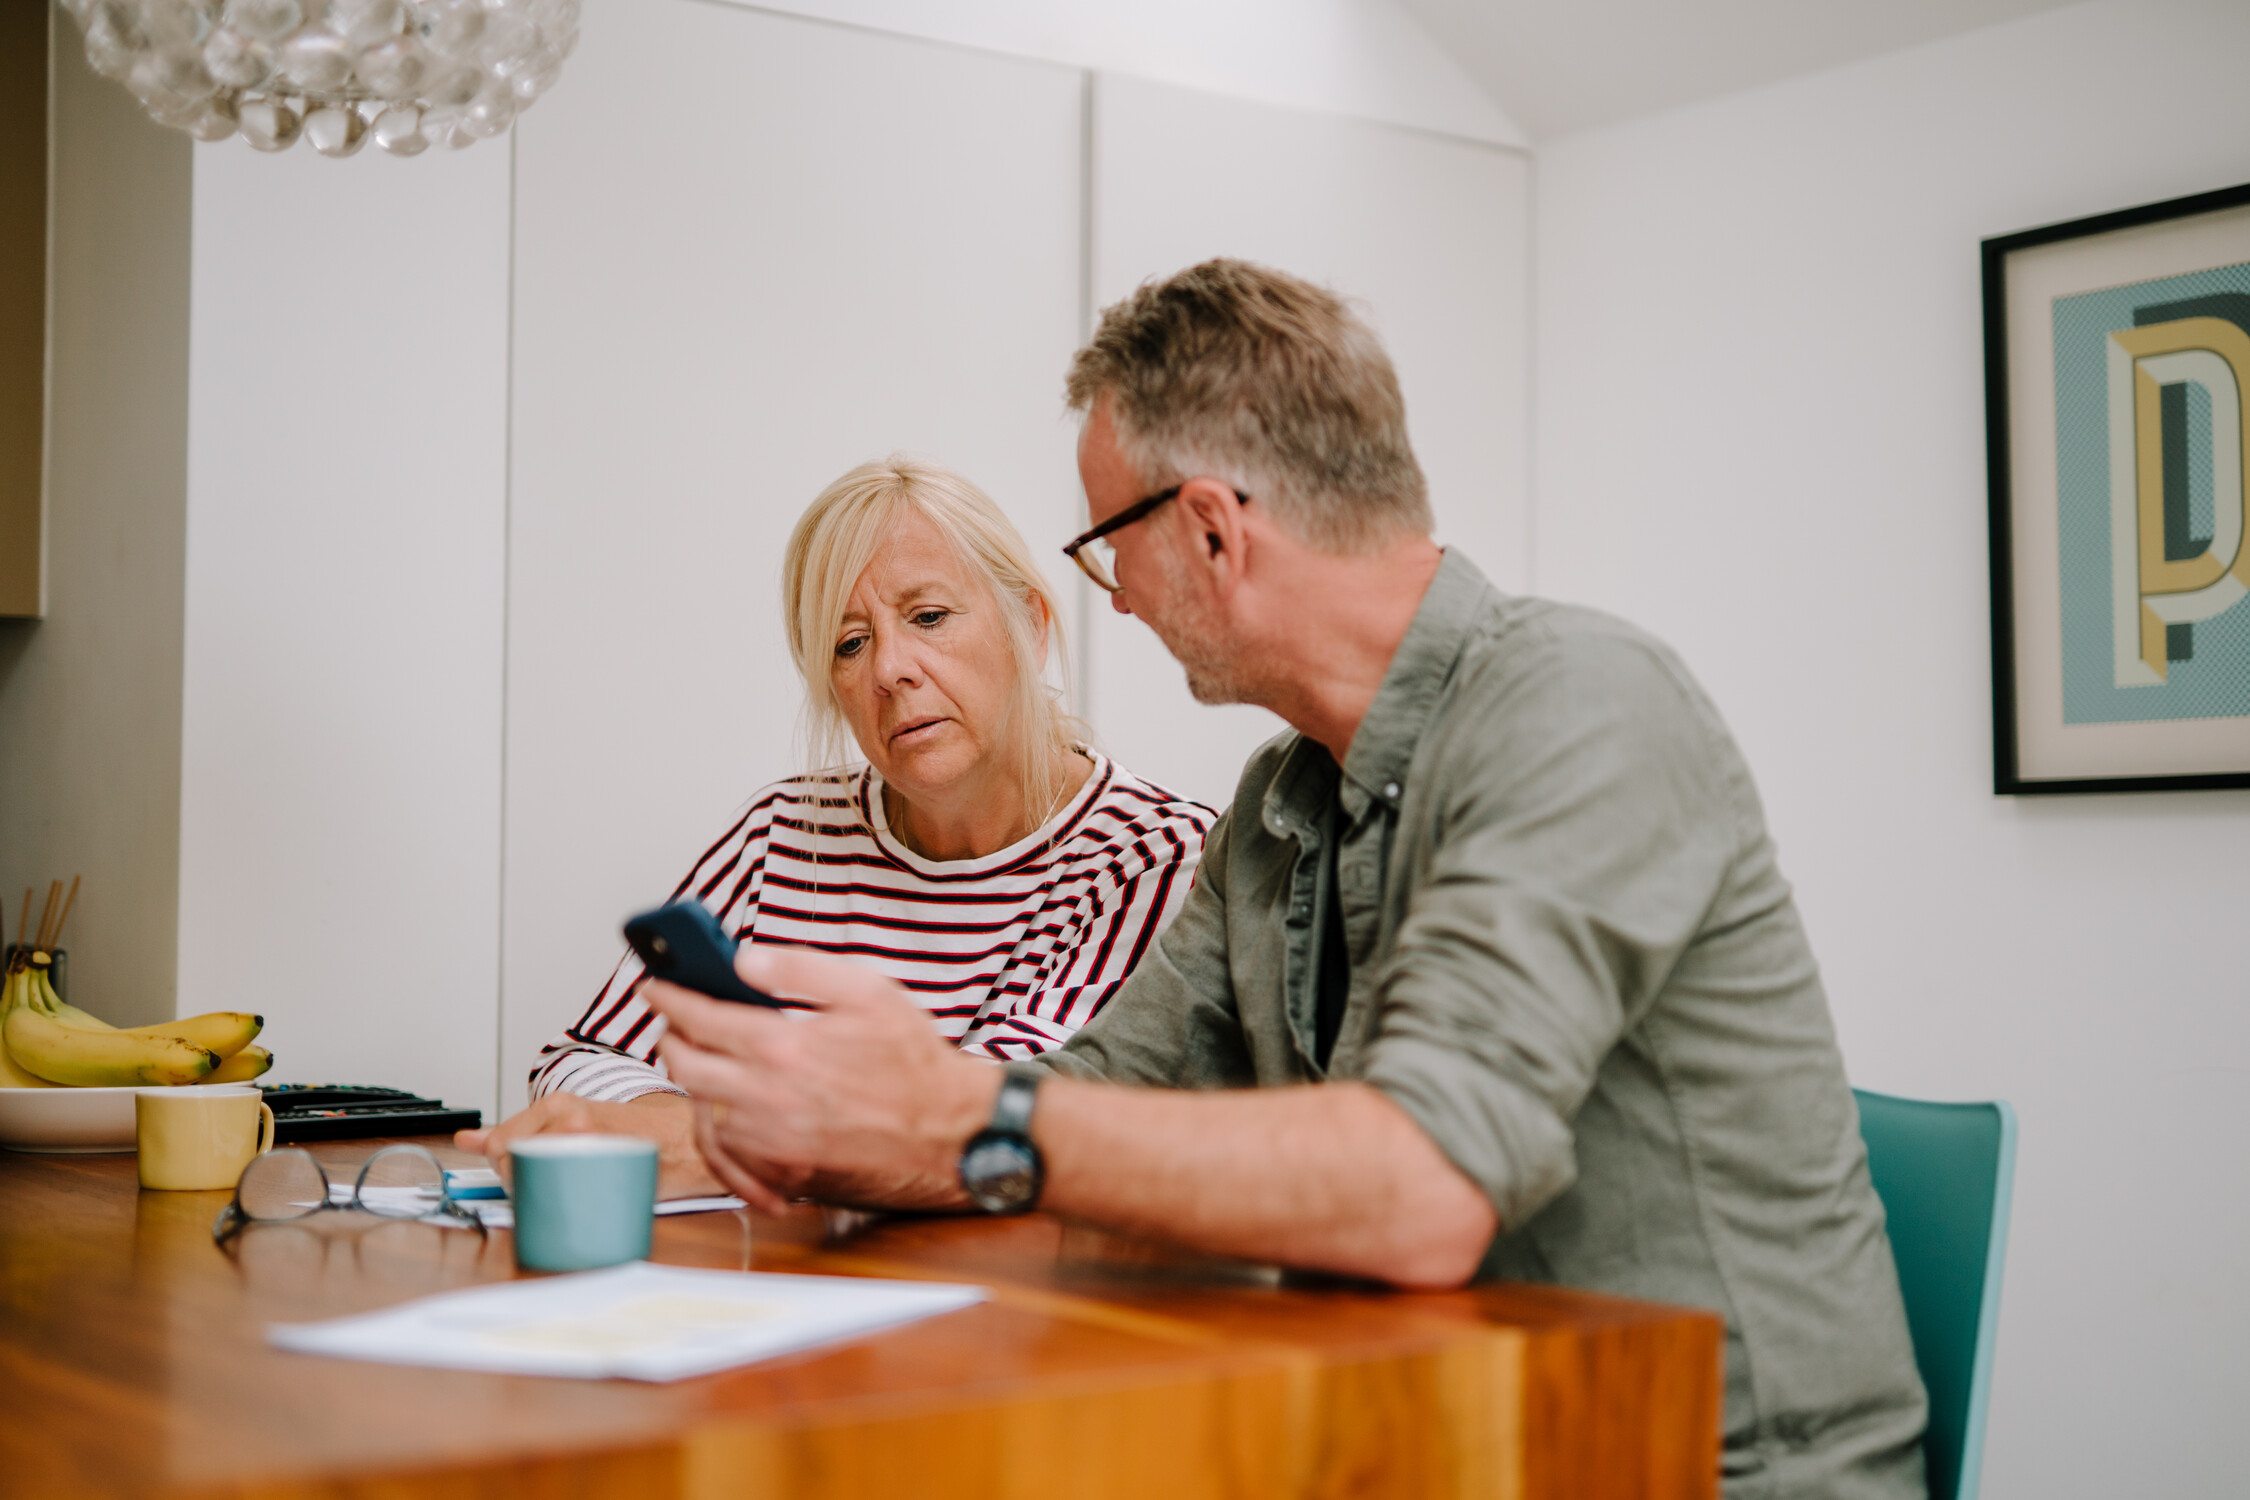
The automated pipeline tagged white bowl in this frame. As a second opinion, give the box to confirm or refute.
[0,1085,142,1153]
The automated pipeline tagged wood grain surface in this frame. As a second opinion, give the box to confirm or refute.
[0,1139,1722,1499]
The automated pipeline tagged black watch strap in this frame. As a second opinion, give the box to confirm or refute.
[989,1071,1041,1137]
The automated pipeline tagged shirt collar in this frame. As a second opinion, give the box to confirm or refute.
[1260,547,1498,836]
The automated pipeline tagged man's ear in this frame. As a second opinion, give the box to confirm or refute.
[1175,478,1249,585]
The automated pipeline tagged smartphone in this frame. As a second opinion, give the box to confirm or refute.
[622,900,786,1007]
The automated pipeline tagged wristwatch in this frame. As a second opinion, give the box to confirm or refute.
[958,1071,1044,1214]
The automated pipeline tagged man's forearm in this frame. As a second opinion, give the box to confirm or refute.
[1033,1078,1496,1288]
[640,953,1496,1285]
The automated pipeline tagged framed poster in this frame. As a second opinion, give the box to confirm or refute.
[1986,181,2250,794]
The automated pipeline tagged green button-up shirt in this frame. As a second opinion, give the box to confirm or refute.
[1040,549,1927,1500]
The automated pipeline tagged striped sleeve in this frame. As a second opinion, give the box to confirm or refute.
[528,788,783,1104]
[956,797,1213,1063]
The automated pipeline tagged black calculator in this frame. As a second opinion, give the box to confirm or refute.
[260,1084,483,1144]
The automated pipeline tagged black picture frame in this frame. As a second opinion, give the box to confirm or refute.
[1985,180,2250,794]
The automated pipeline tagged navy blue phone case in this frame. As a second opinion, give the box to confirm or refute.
[622,901,784,1007]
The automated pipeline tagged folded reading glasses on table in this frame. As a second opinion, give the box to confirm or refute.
[212,1143,486,1245]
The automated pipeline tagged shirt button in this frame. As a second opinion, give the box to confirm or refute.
[1383,782,1400,800]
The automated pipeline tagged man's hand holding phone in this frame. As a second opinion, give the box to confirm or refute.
[642,943,996,1216]
[622,901,789,1008]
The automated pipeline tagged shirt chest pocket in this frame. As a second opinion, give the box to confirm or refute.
[1228,858,1320,1086]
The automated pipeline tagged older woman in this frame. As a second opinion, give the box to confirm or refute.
[460,458,1212,1195]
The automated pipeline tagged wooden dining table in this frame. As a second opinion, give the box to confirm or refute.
[0,1136,1723,1500]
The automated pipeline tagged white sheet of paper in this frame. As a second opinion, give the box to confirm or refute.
[266,1260,987,1381]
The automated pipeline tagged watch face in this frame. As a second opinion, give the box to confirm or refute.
[960,1133,1041,1214]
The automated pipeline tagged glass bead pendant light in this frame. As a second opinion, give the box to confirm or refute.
[63,0,580,157]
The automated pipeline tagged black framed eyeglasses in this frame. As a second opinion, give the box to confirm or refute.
[1062,484,1249,595]
[212,1143,487,1245]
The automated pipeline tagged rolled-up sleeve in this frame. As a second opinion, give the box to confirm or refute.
[1359,630,1742,1230]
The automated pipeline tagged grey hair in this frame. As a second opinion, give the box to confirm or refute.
[1065,259,1432,553]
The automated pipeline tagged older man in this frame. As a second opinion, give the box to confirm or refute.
[646,260,1927,1498]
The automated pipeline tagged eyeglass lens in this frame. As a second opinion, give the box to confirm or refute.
[234,1148,332,1223]
[354,1145,450,1219]
[1077,539,1121,593]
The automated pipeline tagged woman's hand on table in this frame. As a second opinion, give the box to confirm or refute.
[454,1091,724,1201]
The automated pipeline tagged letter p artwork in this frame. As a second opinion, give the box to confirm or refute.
[2107,315,2250,686]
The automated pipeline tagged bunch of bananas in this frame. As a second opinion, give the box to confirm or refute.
[1,878,272,1089]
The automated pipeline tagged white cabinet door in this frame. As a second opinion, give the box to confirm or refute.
[500,2,1083,1110]
[180,144,511,1118]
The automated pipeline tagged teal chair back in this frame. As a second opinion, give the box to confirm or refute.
[1853,1090,2017,1500]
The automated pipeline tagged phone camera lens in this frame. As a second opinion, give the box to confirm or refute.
[650,935,671,964]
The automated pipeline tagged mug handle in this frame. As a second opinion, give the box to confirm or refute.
[254,1101,275,1157]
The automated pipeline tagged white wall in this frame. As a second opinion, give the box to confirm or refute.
[495,1,1085,1112]
[741,0,1523,146]
[111,0,1528,1127]
[1395,0,2082,139]
[1532,2,2250,1494]
[1087,74,1530,807]
[180,145,510,1116]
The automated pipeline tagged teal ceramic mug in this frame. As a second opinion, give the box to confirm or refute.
[508,1134,659,1272]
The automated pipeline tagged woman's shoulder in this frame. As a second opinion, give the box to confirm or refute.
[1071,752,1220,850]
[760,765,867,804]
[715,768,870,839]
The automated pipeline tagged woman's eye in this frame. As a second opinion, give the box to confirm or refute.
[834,635,867,660]
[911,609,949,628]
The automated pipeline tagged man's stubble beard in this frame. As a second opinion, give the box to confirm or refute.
[1179,634,1249,706]
[1140,547,1257,708]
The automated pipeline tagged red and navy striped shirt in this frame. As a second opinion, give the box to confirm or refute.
[532,749,1215,1101]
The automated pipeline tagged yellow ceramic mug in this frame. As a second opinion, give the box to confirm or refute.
[136,1085,275,1191]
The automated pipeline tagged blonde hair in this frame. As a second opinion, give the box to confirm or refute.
[781,457,1083,829]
